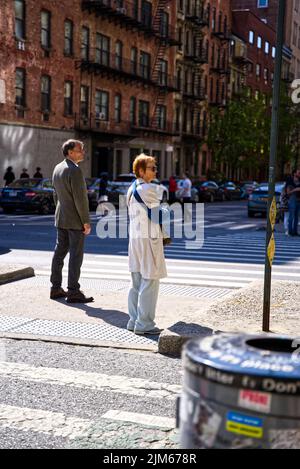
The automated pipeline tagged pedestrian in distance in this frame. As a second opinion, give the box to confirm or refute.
[34,167,43,178]
[182,171,192,222]
[50,139,94,303]
[97,172,109,216]
[279,180,289,235]
[168,175,177,204]
[20,168,29,178]
[286,169,300,236]
[3,166,15,186]
[126,154,168,336]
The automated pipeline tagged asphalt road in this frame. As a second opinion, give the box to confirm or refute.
[0,338,182,449]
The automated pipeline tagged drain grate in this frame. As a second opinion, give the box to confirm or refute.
[0,315,158,347]
[19,276,231,299]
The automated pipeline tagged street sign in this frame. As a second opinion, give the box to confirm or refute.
[267,234,276,266]
[269,197,277,230]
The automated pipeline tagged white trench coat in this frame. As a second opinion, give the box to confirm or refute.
[127,179,167,280]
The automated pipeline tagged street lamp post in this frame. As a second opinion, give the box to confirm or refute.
[263,0,286,332]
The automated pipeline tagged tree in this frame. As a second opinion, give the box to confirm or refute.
[207,85,300,180]
[207,90,271,178]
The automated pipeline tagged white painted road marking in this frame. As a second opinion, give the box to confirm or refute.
[0,361,181,400]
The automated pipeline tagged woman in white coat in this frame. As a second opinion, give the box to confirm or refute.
[127,154,167,335]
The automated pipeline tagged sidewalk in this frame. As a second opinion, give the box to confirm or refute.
[0,268,299,355]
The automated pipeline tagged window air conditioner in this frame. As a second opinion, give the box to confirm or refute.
[116,6,126,14]
[96,112,106,120]
[16,41,25,51]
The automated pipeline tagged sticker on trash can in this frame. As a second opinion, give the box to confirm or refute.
[238,390,271,413]
[226,412,263,439]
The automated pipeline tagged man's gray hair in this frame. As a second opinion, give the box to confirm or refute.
[62,139,84,157]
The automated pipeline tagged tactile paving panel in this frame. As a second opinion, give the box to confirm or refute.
[20,276,231,299]
[0,315,158,346]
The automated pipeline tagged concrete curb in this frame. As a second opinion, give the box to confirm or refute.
[0,266,35,285]
[158,323,219,357]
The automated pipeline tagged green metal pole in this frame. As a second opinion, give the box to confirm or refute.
[263,0,286,332]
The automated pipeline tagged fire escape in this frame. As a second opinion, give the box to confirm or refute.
[150,0,181,134]
[181,1,209,141]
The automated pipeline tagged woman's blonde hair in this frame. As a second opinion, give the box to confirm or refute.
[132,153,156,178]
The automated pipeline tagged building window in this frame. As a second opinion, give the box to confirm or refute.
[64,81,73,116]
[41,75,51,112]
[15,68,25,107]
[41,11,51,49]
[95,90,109,120]
[80,85,89,119]
[265,41,269,54]
[115,40,123,70]
[64,20,73,56]
[114,94,122,123]
[264,68,268,81]
[175,106,181,132]
[293,22,298,46]
[130,97,136,125]
[141,0,152,28]
[212,7,216,31]
[158,59,168,86]
[177,68,182,90]
[157,105,167,130]
[130,47,138,74]
[272,46,276,58]
[249,30,254,44]
[256,63,261,77]
[139,100,149,127]
[15,0,25,39]
[257,36,262,49]
[96,34,110,66]
[160,11,169,37]
[140,52,151,79]
[81,27,90,61]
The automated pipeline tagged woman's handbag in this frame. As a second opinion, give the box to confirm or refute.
[132,181,172,246]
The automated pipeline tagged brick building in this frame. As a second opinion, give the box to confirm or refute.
[231,0,300,83]
[0,0,180,182]
[231,9,276,96]
[198,0,232,178]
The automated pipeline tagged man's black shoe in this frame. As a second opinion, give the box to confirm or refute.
[50,288,68,300]
[67,291,94,303]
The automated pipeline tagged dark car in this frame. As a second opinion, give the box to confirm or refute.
[86,178,100,210]
[218,182,242,201]
[248,183,284,217]
[194,181,226,203]
[0,178,55,214]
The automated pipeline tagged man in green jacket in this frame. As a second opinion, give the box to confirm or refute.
[50,139,94,303]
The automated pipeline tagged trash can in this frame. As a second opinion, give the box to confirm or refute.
[178,333,300,449]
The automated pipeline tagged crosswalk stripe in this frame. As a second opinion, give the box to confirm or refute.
[0,361,181,399]
[0,404,91,439]
[102,410,175,429]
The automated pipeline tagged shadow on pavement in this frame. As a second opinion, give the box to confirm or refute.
[0,247,10,255]
[168,321,214,337]
[63,302,159,342]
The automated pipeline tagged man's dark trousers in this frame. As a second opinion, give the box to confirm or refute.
[51,228,85,292]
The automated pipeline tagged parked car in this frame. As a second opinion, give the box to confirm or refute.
[0,178,55,214]
[248,183,284,217]
[87,175,168,210]
[240,181,260,199]
[194,181,226,203]
[86,178,100,210]
[218,181,242,201]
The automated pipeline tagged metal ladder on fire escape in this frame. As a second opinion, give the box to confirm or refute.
[150,0,171,129]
